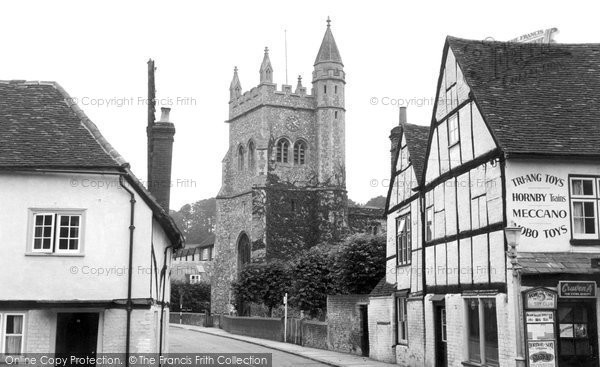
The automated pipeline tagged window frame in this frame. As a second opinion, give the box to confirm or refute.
[28,210,85,256]
[464,297,499,367]
[1,312,26,356]
[276,139,290,163]
[569,177,600,240]
[31,212,55,253]
[396,296,409,345]
[448,114,460,147]
[293,140,307,165]
[396,213,411,266]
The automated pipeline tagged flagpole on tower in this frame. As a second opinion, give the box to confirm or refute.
[285,28,288,85]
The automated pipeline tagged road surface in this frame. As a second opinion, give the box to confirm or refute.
[169,326,329,367]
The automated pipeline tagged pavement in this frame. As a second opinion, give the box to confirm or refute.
[170,323,397,367]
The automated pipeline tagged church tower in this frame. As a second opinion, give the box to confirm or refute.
[313,17,345,186]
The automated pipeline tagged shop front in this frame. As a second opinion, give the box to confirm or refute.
[521,275,599,367]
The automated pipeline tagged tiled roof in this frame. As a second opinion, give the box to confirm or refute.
[370,276,396,297]
[314,25,343,65]
[402,123,429,183]
[0,81,124,168]
[519,252,600,275]
[448,37,600,157]
[0,80,184,248]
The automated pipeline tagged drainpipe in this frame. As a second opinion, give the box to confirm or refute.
[119,176,136,367]
[158,243,175,358]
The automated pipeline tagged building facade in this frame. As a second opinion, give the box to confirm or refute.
[0,80,184,355]
[172,236,215,284]
[378,38,600,367]
[369,108,429,364]
[211,20,383,314]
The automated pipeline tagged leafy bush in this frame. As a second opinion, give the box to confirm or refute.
[171,282,211,313]
[332,234,386,294]
[232,261,291,316]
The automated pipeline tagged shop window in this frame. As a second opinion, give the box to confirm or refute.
[466,298,499,366]
[2,314,24,355]
[396,297,408,344]
[396,213,411,265]
[570,177,598,239]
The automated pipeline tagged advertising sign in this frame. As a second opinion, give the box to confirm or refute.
[524,288,557,310]
[526,311,554,324]
[527,340,557,367]
[558,281,597,298]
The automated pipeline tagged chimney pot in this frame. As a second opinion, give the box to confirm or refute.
[160,107,171,123]
[399,107,407,125]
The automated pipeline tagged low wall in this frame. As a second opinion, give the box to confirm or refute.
[220,315,283,342]
[302,320,328,350]
[168,312,212,327]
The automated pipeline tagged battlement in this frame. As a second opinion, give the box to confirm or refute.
[228,83,315,121]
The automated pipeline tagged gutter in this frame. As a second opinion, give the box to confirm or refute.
[119,176,136,366]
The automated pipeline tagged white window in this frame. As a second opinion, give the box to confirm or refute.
[448,115,460,146]
[426,206,434,242]
[396,214,411,265]
[30,211,83,254]
[471,195,488,229]
[190,275,201,284]
[1,314,25,355]
[396,297,408,344]
[570,177,598,239]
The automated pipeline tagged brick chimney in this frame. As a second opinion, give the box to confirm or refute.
[389,107,407,172]
[148,107,175,211]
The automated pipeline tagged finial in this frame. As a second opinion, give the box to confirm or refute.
[234,66,238,72]
[326,16,331,27]
[264,47,269,54]
[298,75,302,82]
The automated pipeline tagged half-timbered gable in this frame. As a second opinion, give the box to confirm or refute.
[423,42,505,293]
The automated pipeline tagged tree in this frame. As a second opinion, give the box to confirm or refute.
[289,246,337,317]
[232,262,292,316]
[332,233,386,294]
[170,198,216,244]
[171,282,211,313]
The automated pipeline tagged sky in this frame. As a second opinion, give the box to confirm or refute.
[1,0,598,210]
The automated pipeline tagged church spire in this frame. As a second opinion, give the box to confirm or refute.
[259,47,273,84]
[229,66,242,100]
[314,17,343,65]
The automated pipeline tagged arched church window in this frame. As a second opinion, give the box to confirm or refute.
[237,145,244,170]
[237,233,251,271]
[294,141,307,165]
[248,140,256,171]
[276,139,289,163]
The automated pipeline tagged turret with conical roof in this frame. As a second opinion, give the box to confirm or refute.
[313,17,346,186]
